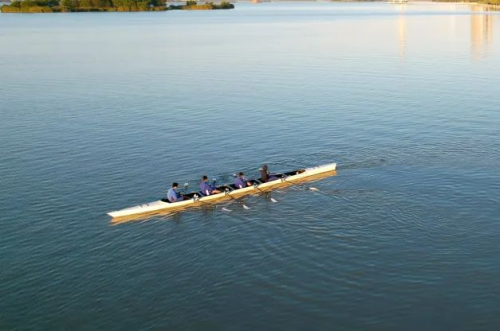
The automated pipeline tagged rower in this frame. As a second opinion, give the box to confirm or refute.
[234,172,252,189]
[200,175,222,196]
[260,164,279,183]
[167,182,184,203]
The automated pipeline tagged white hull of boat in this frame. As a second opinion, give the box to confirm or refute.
[107,162,336,218]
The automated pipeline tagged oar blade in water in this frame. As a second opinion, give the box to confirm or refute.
[270,198,278,203]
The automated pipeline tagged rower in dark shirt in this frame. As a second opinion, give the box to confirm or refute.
[260,164,279,183]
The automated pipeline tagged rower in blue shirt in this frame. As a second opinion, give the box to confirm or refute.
[200,175,222,196]
[167,183,183,203]
[234,172,252,189]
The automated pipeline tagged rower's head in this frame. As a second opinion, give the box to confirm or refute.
[172,182,178,188]
[238,172,244,177]
[261,164,268,172]
[202,175,208,181]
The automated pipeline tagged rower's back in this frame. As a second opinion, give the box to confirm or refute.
[260,165,269,183]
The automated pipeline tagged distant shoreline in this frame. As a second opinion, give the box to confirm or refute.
[1,0,234,13]
[431,0,499,7]
[1,0,498,13]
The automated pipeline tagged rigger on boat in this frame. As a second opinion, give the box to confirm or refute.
[107,162,337,219]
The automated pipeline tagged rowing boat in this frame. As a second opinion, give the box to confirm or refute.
[107,162,337,219]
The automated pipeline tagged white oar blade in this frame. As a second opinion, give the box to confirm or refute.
[243,204,250,210]
[270,198,278,203]
[309,187,320,192]
[221,207,232,212]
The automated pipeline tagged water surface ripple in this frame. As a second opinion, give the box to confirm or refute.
[1,2,500,330]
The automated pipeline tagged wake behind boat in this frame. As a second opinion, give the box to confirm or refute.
[107,162,337,219]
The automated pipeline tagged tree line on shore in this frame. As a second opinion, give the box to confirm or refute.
[1,0,234,12]
[477,0,498,5]
[433,0,499,5]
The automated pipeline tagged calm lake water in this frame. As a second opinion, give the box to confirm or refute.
[1,2,500,330]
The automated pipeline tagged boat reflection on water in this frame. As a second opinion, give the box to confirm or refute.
[110,170,337,225]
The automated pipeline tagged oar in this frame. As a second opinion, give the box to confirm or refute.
[229,173,278,203]
[191,195,234,213]
[223,190,251,210]
[281,175,321,193]
[194,185,251,211]
[250,181,278,203]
